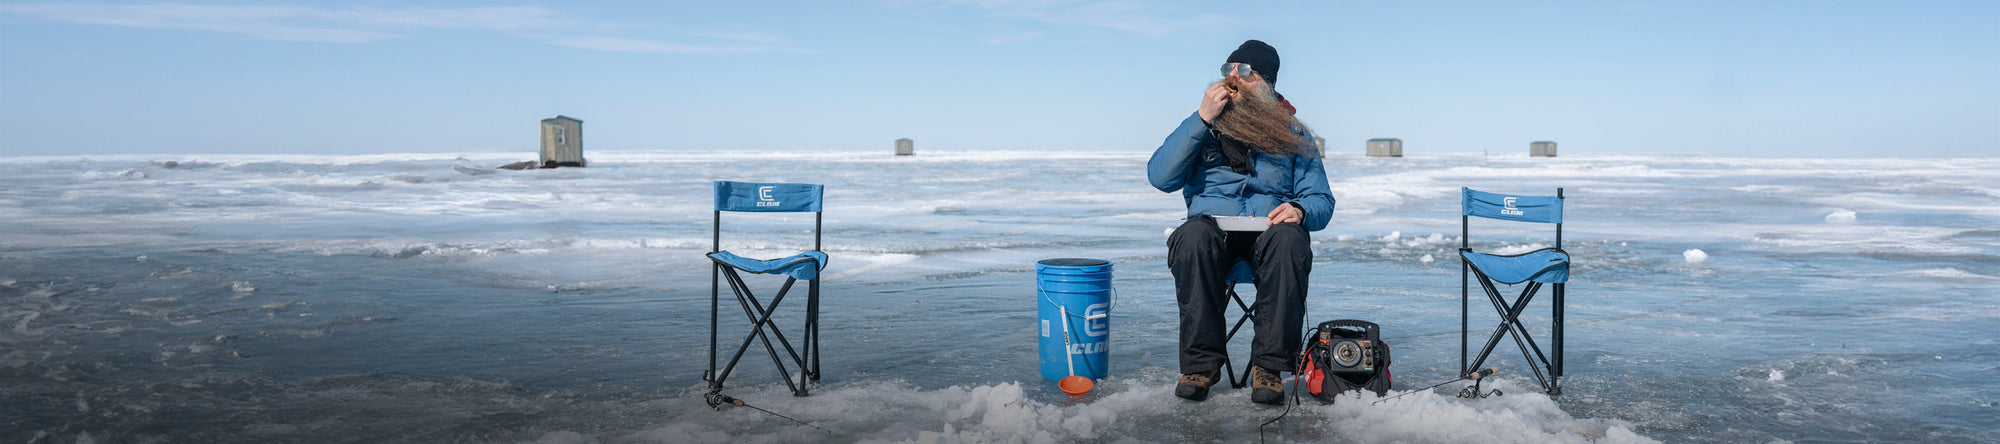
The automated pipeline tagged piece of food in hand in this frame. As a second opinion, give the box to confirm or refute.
[1215,79,1239,94]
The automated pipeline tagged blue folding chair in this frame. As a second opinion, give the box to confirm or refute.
[705,181,827,400]
[1459,187,1568,395]
[1219,261,1259,388]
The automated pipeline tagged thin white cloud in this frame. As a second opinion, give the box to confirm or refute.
[0,3,562,42]
[908,0,1225,37]
[548,36,803,54]
[320,6,561,30]
[0,3,809,53]
[1032,1,1223,37]
[550,37,710,53]
[679,30,792,46]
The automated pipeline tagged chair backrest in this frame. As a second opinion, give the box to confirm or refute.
[715,181,823,213]
[1461,187,1564,249]
[713,181,824,252]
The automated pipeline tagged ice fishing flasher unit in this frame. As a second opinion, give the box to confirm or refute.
[1300,319,1393,401]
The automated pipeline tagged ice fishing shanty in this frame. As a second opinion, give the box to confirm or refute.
[1531,141,1558,157]
[540,116,585,167]
[1367,138,1403,157]
[895,138,914,156]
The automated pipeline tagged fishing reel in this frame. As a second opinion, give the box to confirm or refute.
[1456,385,1501,398]
[1455,371,1503,399]
[704,391,740,409]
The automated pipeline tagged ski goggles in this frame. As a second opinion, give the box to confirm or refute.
[1221,62,1257,78]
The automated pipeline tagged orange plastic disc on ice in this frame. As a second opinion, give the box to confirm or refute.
[1059,376,1094,396]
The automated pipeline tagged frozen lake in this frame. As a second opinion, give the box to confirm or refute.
[3,150,1996,443]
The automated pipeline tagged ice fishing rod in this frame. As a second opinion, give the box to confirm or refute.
[1258,326,1327,444]
[705,391,834,435]
[1371,367,1497,405]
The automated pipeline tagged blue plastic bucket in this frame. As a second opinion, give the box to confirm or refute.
[1037,258,1112,381]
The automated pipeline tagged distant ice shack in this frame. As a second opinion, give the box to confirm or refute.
[1367,138,1403,157]
[1531,141,1558,157]
[540,116,585,167]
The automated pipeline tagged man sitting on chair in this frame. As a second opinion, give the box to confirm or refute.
[1146,40,1335,405]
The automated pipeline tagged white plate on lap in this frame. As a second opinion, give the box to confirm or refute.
[1213,216,1269,232]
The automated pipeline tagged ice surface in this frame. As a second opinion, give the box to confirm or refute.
[599,375,1657,443]
[1,151,1995,443]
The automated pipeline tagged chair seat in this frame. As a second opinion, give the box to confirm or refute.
[1460,248,1569,284]
[709,250,829,281]
[1226,260,1256,284]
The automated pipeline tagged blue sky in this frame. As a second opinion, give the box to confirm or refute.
[2,1,1995,157]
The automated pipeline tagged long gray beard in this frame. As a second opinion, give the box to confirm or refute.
[1212,77,1308,156]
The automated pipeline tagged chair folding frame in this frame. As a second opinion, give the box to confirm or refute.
[1460,187,1567,395]
[705,182,824,399]
[1219,261,1258,389]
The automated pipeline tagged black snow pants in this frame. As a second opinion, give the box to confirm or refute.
[1168,215,1313,375]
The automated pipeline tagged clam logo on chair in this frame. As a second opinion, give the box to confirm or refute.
[1501,197,1523,216]
[756,186,780,207]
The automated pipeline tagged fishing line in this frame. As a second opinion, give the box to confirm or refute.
[1258,326,1321,444]
[1372,367,1497,406]
[1258,327,1501,443]
[705,392,835,435]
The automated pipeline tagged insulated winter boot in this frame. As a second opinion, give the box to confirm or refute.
[1175,370,1220,401]
[1251,365,1285,405]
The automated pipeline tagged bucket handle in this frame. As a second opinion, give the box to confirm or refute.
[1036,284,1117,317]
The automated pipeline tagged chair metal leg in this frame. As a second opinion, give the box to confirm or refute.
[1489,282,1555,373]
[712,272,795,393]
[1465,270,1560,394]
[1222,283,1256,389]
[709,268,815,397]
[807,279,821,383]
[708,263,719,383]
[738,275,811,396]
[1552,283,1564,394]
[1468,282,1549,377]
[731,273,809,366]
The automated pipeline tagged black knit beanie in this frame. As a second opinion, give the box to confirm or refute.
[1226,40,1280,85]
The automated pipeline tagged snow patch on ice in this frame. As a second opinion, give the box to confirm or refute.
[1491,243,1551,256]
[1748,225,1978,256]
[528,431,591,444]
[1893,268,1996,280]
[607,376,1655,443]
[1683,249,1708,264]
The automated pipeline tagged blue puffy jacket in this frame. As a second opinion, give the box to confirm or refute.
[1147,112,1335,231]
